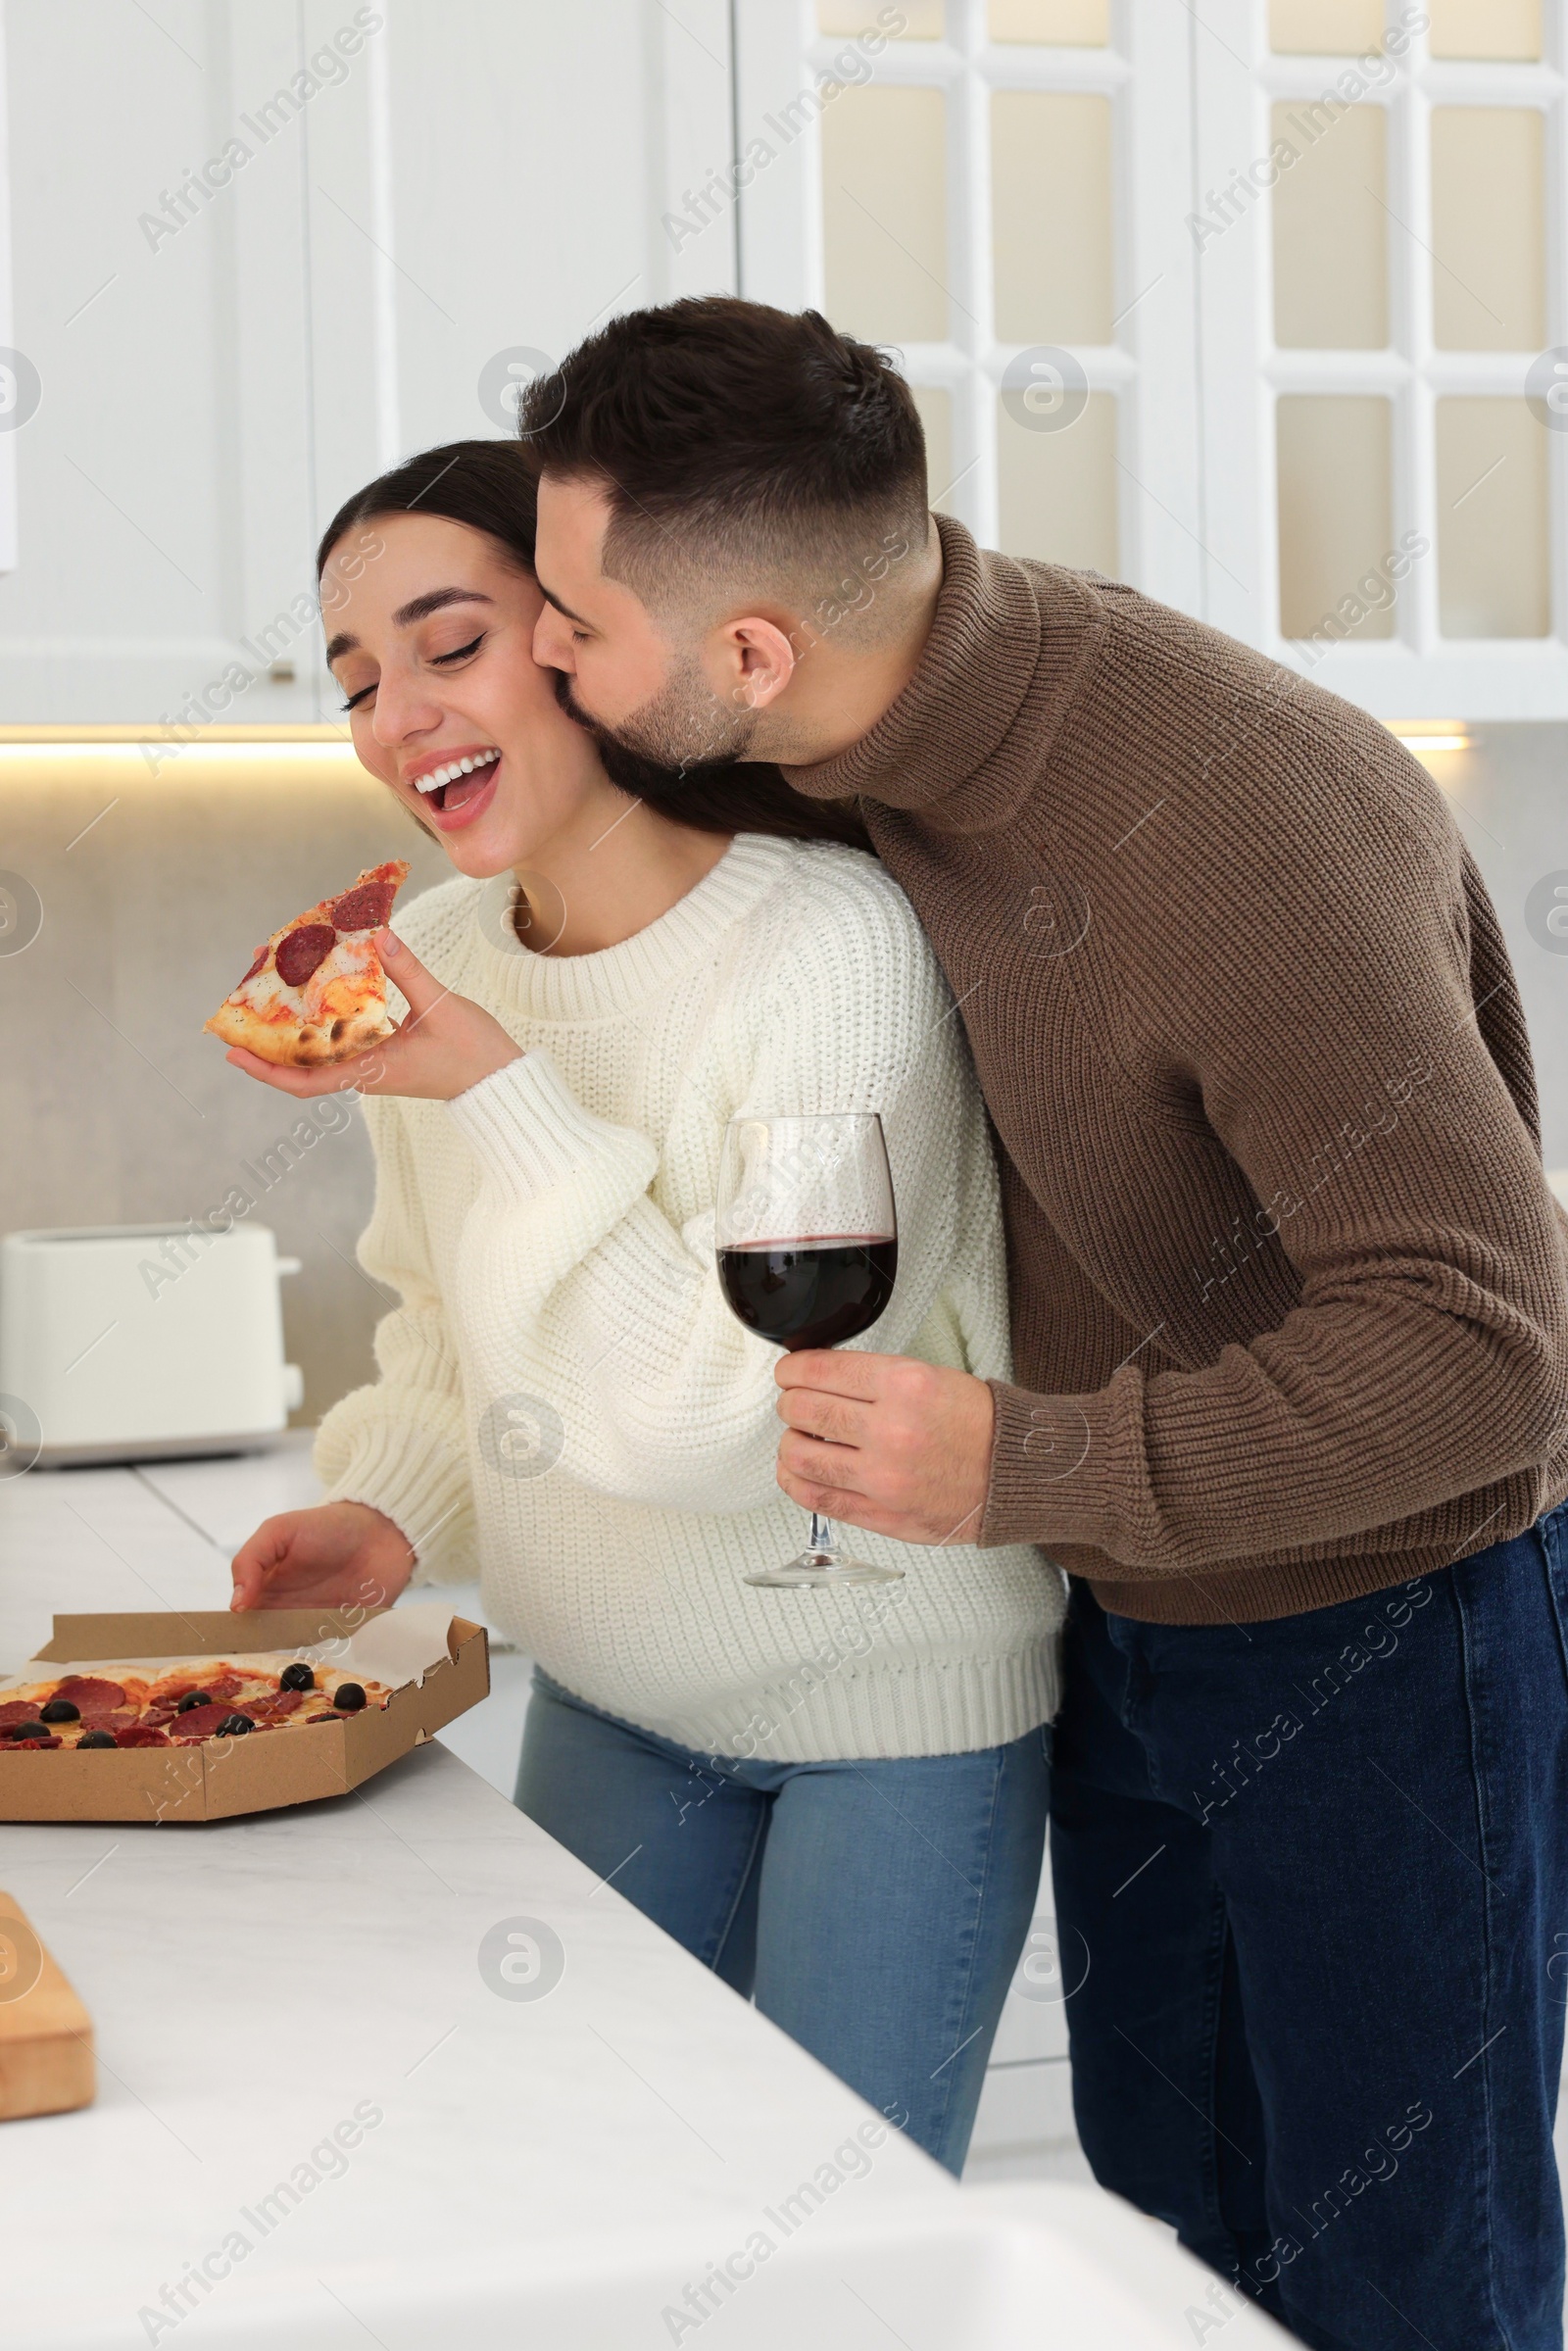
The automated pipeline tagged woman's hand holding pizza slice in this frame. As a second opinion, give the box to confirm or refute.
[207,861,523,1102]
[223,928,523,1102]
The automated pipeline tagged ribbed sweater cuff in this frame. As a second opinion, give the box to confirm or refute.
[980,1379,1118,1550]
[446,1050,651,1203]
[316,1418,473,1581]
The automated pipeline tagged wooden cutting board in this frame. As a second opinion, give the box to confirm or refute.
[0,1890,94,2120]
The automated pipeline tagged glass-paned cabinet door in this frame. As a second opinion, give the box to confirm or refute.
[737,0,1566,715]
[733,0,1205,612]
[1195,0,1567,718]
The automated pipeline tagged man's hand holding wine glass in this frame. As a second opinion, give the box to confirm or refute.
[772,1352,996,1546]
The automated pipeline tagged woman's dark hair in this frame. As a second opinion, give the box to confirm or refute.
[317,439,873,853]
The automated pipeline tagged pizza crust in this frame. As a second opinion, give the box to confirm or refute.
[204,991,395,1068]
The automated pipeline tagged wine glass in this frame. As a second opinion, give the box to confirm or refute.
[715,1112,902,1589]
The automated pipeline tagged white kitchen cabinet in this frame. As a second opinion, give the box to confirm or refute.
[0,0,736,720]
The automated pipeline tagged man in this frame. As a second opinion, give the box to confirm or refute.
[521,297,1568,2351]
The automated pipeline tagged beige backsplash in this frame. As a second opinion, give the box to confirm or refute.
[1,757,448,1428]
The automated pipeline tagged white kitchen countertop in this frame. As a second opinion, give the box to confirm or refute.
[0,1440,957,2347]
[0,1441,1275,2349]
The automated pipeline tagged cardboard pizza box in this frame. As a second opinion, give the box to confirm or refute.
[0,1889,95,2119]
[0,1607,489,1825]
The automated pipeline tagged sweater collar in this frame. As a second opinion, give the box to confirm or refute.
[472,831,799,1022]
[780,514,1103,829]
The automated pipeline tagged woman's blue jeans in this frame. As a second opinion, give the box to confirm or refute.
[514,1671,1052,2175]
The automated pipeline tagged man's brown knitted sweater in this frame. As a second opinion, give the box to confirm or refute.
[785,517,1568,1623]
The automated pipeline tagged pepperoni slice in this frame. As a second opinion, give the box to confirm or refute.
[0,1700,39,1728]
[52,1678,125,1709]
[275,924,337,989]
[242,944,270,984]
[169,1703,254,1741]
[329,880,397,932]
[143,1672,244,1727]
[113,1724,170,1748]
[142,1679,201,1708]
[4,1735,61,1750]
[247,1690,303,1725]
[142,1688,194,1714]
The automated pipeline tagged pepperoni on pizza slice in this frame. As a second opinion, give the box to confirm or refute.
[205,859,411,1068]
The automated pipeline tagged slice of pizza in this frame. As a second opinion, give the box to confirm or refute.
[204,859,411,1068]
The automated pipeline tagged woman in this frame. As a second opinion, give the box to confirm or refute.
[226,440,1065,2174]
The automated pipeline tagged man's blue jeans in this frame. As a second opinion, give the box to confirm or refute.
[514,1671,1051,2175]
[1052,1500,1568,2351]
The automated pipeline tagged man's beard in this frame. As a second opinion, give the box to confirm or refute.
[551,657,759,797]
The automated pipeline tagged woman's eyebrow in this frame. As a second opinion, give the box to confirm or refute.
[390,586,495,627]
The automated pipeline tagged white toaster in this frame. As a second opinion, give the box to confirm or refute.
[0,1224,304,1470]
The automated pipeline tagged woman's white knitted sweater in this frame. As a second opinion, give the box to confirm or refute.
[316,834,1063,1761]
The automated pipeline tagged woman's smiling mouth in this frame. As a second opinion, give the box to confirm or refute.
[405,746,502,824]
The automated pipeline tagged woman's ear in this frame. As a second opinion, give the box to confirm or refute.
[706,614,800,713]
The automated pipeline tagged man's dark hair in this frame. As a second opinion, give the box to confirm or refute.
[316,438,871,851]
[519,299,930,627]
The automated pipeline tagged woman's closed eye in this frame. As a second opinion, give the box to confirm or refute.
[431,629,487,668]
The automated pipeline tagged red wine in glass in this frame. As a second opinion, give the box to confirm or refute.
[714,1114,902,1589]
[717,1236,898,1353]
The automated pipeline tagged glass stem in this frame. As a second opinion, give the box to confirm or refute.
[808,1510,836,1561]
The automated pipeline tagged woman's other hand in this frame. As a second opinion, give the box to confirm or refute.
[229,1501,416,1612]
[224,929,522,1102]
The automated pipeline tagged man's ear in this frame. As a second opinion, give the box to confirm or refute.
[704,614,800,712]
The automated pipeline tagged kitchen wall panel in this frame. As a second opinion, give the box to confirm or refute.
[2,761,446,1423]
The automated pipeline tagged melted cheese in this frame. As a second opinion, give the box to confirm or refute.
[236,932,383,1029]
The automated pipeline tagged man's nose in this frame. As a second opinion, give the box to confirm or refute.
[532,605,574,671]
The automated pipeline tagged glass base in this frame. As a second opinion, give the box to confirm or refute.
[745,1546,905,1589]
